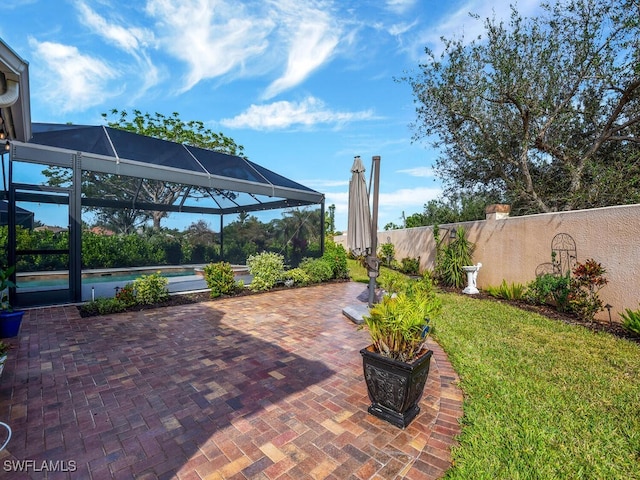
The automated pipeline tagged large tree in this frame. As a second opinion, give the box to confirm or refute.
[43,110,245,231]
[404,0,640,215]
[93,207,149,235]
[279,208,322,252]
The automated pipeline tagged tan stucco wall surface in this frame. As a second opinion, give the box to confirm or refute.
[334,203,640,322]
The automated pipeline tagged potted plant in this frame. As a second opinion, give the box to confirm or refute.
[360,275,442,428]
[0,340,9,377]
[0,266,25,338]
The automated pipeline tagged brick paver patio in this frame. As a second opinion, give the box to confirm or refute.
[0,282,463,479]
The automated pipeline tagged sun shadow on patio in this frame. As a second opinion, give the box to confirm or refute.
[1,301,337,477]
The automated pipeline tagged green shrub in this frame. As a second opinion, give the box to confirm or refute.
[203,262,239,298]
[377,269,410,295]
[189,244,219,264]
[379,241,395,267]
[620,307,640,335]
[421,269,437,284]
[486,280,526,300]
[282,267,311,286]
[247,251,285,291]
[568,259,608,322]
[79,300,99,316]
[322,241,349,279]
[300,257,334,283]
[525,273,571,311]
[133,272,169,305]
[435,227,474,288]
[399,257,420,275]
[82,232,165,269]
[0,340,9,357]
[80,297,127,316]
[115,282,137,307]
[162,239,183,264]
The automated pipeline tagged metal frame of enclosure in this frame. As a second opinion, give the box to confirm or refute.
[4,125,325,307]
[0,38,324,308]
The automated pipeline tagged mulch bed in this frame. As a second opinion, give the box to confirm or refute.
[78,279,351,317]
[440,286,640,345]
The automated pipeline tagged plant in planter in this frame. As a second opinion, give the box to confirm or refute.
[0,266,25,338]
[360,276,442,428]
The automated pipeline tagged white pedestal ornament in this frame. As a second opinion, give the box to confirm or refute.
[462,263,482,295]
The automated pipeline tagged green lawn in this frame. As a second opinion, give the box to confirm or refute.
[434,293,640,479]
[347,258,369,283]
[346,258,396,283]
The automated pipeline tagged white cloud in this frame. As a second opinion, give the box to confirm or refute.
[144,0,343,96]
[328,185,442,231]
[388,20,418,37]
[29,39,119,113]
[220,96,375,130]
[325,190,348,204]
[146,0,274,92]
[379,186,441,208]
[405,0,545,60]
[324,191,349,219]
[76,2,155,53]
[330,186,441,213]
[301,179,350,189]
[6,0,37,10]
[75,1,160,96]
[262,1,341,99]
[386,0,417,15]
[396,166,435,177]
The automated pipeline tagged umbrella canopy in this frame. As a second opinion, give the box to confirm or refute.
[347,156,372,256]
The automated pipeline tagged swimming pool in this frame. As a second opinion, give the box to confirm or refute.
[17,267,197,289]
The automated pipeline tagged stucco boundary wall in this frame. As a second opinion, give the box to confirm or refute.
[334,203,640,322]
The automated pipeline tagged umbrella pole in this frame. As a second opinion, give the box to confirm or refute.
[368,156,381,307]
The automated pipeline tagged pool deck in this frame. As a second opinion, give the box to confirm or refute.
[0,281,463,479]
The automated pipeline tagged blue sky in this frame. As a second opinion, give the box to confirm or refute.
[3,0,542,232]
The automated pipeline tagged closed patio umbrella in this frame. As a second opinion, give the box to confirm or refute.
[347,156,371,257]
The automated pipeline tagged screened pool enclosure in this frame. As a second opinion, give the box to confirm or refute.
[3,124,325,307]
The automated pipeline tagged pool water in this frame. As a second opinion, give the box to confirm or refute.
[17,269,196,289]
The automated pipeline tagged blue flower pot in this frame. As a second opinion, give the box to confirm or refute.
[0,310,25,338]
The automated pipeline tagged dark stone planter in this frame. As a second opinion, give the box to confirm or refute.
[0,310,25,338]
[360,345,433,429]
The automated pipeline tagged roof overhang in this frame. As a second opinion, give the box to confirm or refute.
[0,38,31,142]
